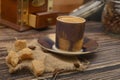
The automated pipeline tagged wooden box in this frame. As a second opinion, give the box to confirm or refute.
[0,0,58,31]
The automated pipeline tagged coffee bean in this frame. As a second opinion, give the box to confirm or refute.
[74,62,80,68]
[28,46,36,50]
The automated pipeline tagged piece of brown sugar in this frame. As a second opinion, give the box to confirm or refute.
[32,60,45,76]
[18,48,33,60]
[14,40,27,52]
[6,50,19,67]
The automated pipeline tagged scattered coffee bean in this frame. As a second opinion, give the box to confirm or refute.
[74,62,80,68]
[28,46,36,50]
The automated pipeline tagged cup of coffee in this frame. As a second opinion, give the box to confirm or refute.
[55,16,86,52]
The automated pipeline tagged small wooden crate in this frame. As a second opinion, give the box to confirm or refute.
[0,0,58,31]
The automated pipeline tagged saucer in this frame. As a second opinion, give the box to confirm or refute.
[38,33,98,55]
[52,44,83,53]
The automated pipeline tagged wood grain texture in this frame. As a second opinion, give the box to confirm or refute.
[35,11,58,28]
[0,21,120,80]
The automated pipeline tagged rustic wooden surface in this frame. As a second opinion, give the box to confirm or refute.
[0,21,120,80]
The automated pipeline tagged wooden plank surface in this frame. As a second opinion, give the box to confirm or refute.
[0,22,120,80]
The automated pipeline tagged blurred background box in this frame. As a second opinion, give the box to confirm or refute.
[53,0,85,13]
[0,0,58,31]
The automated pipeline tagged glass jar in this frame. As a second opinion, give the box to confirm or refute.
[102,0,120,34]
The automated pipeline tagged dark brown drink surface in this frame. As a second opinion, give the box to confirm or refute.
[57,16,85,23]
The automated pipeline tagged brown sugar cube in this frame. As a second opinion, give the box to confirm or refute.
[6,51,19,67]
[6,51,15,64]
[19,48,33,60]
[14,40,27,52]
[32,60,45,76]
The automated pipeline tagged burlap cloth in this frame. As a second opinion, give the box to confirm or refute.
[6,39,89,75]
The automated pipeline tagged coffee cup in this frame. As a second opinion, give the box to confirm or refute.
[55,16,86,52]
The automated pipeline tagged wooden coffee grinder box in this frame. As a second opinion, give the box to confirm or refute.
[0,0,58,31]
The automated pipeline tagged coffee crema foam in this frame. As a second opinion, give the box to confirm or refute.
[57,16,85,23]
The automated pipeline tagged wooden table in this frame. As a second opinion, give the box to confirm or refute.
[0,21,120,80]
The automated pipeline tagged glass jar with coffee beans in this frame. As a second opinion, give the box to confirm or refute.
[102,0,120,34]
